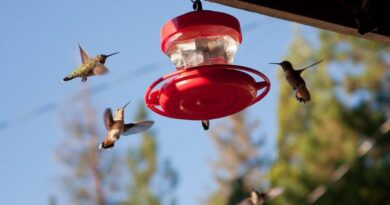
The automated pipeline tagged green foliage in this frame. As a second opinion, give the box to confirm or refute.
[207,112,266,205]
[57,97,177,205]
[270,28,390,205]
[122,104,178,205]
[125,132,159,205]
[56,91,116,205]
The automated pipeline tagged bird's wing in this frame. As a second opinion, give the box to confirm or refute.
[201,120,209,130]
[93,62,109,75]
[122,120,154,136]
[296,86,311,103]
[265,187,285,200]
[103,108,114,130]
[297,59,323,74]
[78,44,90,64]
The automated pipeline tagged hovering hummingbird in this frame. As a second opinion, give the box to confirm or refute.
[201,120,210,130]
[63,44,118,82]
[99,101,154,150]
[237,188,284,205]
[270,60,323,103]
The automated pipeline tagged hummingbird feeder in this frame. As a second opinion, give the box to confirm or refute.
[145,8,270,120]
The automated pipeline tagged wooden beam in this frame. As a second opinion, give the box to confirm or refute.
[207,0,390,44]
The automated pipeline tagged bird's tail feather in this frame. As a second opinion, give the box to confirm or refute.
[62,76,74,82]
[201,120,209,130]
[296,86,311,103]
[98,142,114,150]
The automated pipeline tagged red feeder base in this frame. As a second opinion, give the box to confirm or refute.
[145,65,270,120]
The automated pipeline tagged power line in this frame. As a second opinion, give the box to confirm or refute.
[1,17,276,131]
[0,19,271,132]
[0,60,166,131]
[307,121,389,203]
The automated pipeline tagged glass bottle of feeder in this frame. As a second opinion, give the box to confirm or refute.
[145,10,270,120]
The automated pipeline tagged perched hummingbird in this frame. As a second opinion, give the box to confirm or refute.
[237,188,284,205]
[201,120,210,130]
[63,44,118,82]
[270,60,323,103]
[99,101,154,150]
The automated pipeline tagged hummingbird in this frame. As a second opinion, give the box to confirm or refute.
[237,188,284,205]
[201,120,210,130]
[63,44,118,82]
[270,60,323,103]
[99,101,154,150]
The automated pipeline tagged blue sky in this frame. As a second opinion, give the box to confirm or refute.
[0,0,300,204]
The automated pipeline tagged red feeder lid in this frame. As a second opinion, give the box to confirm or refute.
[161,10,242,53]
[145,65,270,120]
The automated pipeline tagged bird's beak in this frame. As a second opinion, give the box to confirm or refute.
[269,62,281,65]
[106,52,119,58]
[122,100,131,109]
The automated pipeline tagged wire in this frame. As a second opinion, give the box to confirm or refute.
[0,19,271,132]
[0,60,166,132]
[307,126,387,204]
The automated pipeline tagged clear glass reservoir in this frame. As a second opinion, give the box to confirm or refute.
[161,10,242,69]
[166,35,239,69]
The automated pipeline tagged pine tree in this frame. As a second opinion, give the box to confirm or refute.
[269,28,390,205]
[56,93,178,205]
[56,86,121,205]
[122,103,178,205]
[57,97,178,205]
[207,112,266,205]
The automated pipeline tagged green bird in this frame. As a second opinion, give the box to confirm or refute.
[63,44,118,82]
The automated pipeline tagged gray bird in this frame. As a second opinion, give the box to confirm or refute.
[201,120,210,130]
[99,101,154,150]
[270,60,323,103]
[237,188,284,205]
[63,44,118,82]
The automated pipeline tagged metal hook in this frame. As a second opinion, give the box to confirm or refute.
[191,0,203,11]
